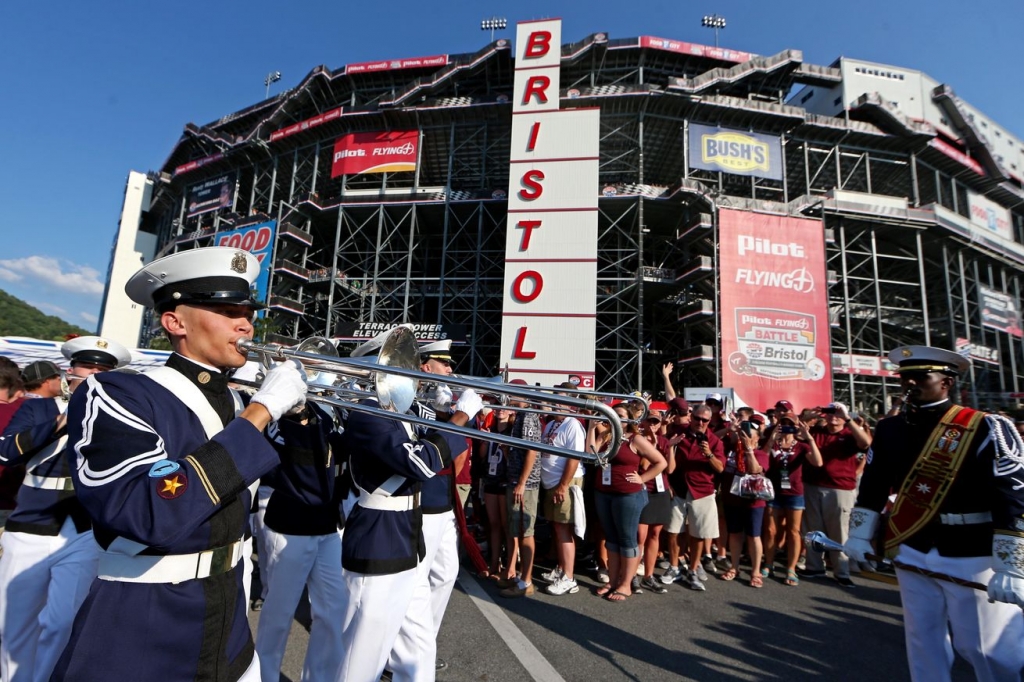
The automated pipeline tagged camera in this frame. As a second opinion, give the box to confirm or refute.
[780,425,798,434]
[695,432,708,442]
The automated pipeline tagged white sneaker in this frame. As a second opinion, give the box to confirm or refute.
[687,573,706,591]
[546,577,579,595]
[540,566,564,583]
[660,565,681,584]
[695,564,709,582]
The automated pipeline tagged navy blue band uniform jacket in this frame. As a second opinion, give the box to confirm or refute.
[52,354,280,682]
[262,402,341,536]
[413,401,470,515]
[0,397,90,535]
[339,399,452,575]
[857,403,1024,558]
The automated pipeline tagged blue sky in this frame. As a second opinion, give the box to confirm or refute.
[1,0,1021,331]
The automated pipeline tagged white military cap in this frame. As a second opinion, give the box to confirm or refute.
[419,339,453,362]
[61,336,132,369]
[888,345,970,375]
[125,247,261,310]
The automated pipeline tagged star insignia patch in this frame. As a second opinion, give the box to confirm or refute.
[915,482,932,495]
[157,473,188,500]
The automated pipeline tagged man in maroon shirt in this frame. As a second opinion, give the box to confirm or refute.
[670,404,725,592]
[800,401,872,586]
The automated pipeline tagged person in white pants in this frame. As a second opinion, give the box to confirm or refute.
[255,402,345,681]
[0,337,130,682]
[847,345,1024,682]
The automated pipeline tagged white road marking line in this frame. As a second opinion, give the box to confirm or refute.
[457,568,567,682]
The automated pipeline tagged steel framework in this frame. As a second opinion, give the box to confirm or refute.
[138,32,1024,417]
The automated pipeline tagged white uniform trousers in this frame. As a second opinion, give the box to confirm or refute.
[336,565,434,682]
[255,527,344,682]
[0,518,98,682]
[388,510,458,678]
[895,544,1024,682]
[249,485,273,603]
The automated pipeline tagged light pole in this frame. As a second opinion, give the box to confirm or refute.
[701,14,726,47]
[480,17,507,42]
[264,71,282,99]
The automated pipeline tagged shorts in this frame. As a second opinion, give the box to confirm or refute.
[768,494,805,511]
[666,496,688,534]
[639,490,672,527]
[542,478,583,524]
[685,492,719,539]
[724,504,765,537]
[482,481,506,496]
[506,487,540,538]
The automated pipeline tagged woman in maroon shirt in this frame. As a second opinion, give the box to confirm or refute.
[762,415,823,585]
[587,403,666,601]
[719,426,770,587]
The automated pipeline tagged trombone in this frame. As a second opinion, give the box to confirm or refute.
[235,329,622,467]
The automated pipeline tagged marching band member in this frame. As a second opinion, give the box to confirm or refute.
[336,331,478,682]
[847,345,1024,682]
[388,340,476,676]
[0,339,130,682]
[52,247,307,682]
[254,395,345,681]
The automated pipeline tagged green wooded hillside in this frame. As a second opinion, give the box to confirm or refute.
[0,289,92,339]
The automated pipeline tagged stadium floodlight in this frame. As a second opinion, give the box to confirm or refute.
[481,17,508,42]
[264,71,282,99]
[701,14,727,47]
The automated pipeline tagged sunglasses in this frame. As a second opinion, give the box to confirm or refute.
[692,416,711,423]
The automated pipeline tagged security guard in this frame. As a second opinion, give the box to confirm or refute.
[847,345,1024,682]
[0,338,130,682]
[52,247,307,682]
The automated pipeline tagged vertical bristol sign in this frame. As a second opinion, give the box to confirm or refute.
[499,19,600,389]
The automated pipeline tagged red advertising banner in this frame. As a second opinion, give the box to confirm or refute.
[269,107,342,142]
[345,55,448,74]
[330,130,418,177]
[718,209,832,411]
[640,36,752,64]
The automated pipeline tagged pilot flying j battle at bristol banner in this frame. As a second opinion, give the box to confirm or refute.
[718,209,832,410]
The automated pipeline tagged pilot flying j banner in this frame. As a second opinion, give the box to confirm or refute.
[718,209,832,410]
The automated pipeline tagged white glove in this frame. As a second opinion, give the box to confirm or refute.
[844,508,880,563]
[454,388,483,420]
[251,359,307,421]
[989,534,1024,607]
[430,384,453,411]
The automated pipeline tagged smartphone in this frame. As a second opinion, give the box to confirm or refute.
[740,421,756,436]
[780,425,798,434]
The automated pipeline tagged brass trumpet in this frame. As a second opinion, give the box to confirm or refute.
[235,329,622,467]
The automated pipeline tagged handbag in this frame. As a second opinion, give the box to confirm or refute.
[730,474,775,501]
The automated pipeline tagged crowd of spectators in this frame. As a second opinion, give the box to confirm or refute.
[461,362,888,601]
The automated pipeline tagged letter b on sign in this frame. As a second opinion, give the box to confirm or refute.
[524,31,551,58]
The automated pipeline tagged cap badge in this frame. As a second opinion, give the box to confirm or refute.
[901,349,913,357]
[197,371,211,385]
[96,340,108,349]
[231,252,248,274]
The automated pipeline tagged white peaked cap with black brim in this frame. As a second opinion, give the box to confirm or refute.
[125,247,262,311]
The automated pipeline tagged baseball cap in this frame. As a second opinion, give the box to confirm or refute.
[509,378,529,386]
[22,361,61,384]
[667,397,690,415]
[775,400,794,412]
[554,381,577,390]
[705,392,723,404]
[749,414,766,426]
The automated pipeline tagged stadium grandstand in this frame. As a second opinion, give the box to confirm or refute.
[99,28,1024,416]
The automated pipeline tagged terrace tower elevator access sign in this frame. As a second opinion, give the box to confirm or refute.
[500,19,600,389]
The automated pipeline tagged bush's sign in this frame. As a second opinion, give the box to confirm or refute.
[331,131,418,177]
[719,209,832,410]
[689,125,782,180]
